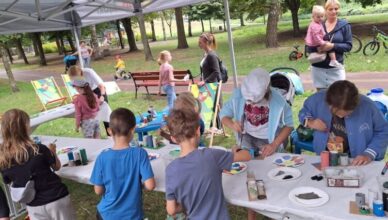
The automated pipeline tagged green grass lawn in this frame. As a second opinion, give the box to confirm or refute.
[4,14,388,80]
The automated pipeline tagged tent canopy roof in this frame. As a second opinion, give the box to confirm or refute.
[0,0,207,34]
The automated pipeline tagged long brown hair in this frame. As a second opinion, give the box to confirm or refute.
[82,84,97,109]
[0,109,38,169]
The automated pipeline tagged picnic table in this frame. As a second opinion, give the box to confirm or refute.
[32,136,388,220]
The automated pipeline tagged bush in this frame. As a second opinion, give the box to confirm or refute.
[135,32,153,41]
[42,42,58,53]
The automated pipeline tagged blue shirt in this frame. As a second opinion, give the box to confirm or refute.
[299,91,388,160]
[90,147,154,220]
[166,148,233,220]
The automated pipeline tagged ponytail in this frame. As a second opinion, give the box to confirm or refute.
[200,32,217,50]
[83,84,97,109]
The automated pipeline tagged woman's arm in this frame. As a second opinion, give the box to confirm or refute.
[318,24,352,53]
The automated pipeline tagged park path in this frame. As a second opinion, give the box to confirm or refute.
[0,68,387,93]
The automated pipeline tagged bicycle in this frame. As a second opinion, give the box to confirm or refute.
[289,45,304,61]
[350,34,362,53]
[363,26,388,56]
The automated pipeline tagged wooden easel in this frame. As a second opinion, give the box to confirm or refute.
[209,81,223,148]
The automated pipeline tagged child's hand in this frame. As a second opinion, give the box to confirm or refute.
[197,81,205,86]
[183,74,190,82]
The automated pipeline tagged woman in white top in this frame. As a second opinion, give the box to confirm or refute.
[73,41,93,68]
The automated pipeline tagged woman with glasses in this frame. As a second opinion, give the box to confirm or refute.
[299,80,388,165]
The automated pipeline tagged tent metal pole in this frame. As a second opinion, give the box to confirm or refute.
[223,0,238,88]
[72,25,84,69]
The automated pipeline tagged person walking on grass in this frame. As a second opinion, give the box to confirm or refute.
[165,108,250,220]
[90,108,155,220]
[0,109,75,220]
[158,50,188,111]
[72,79,101,139]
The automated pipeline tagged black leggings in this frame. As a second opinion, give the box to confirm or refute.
[0,187,10,218]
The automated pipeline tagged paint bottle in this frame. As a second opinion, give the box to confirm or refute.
[339,153,349,166]
[320,151,330,169]
[329,151,339,166]
[74,151,82,166]
[79,148,88,165]
[356,193,366,208]
[383,189,388,212]
[256,180,267,200]
[373,200,385,217]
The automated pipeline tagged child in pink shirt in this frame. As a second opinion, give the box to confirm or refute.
[305,5,342,68]
[72,79,101,138]
[158,50,188,111]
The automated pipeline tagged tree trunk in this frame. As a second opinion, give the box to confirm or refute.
[31,34,40,57]
[59,34,66,53]
[116,20,124,49]
[291,8,300,37]
[286,0,301,37]
[240,14,245,26]
[5,44,13,64]
[175,7,189,49]
[0,44,19,92]
[91,25,103,59]
[137,14,154,61]
[168,24,173,38]
[67,35,76,52]
[122,18,138,52]
[150,20,157,41]
[265,0,280,48]
[55,33,64,55]
[161,15,167,41]
[15,38,29,64]
[209,19,212,33]
[188,16,192,37]
[200,19,205,33]
[34,32,47,66]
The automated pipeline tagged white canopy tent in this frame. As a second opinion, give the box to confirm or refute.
[0,0,239,87]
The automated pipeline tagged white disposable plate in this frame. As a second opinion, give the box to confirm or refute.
[267,167,302,181]
[288,186,329,208]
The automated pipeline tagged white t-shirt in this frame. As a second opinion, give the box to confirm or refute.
[82,68,103,90]
[243,99,270,139]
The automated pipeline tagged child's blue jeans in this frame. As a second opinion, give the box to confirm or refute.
[163,85,176,111]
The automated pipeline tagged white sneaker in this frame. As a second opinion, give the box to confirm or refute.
[329,60,343,69]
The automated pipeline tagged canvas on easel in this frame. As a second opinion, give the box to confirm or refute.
[190,82,219,129]
[61,74,78,100]
[31,77,67,111]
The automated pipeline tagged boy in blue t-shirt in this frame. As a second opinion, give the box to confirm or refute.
[90,108,155,220]
[165,108,251,220]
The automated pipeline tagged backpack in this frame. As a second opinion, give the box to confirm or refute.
[218,59,228,83]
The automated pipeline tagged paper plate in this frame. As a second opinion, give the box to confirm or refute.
[288,187,329,207]
[148,152,160,161]
[267,167,302,181]
[224,162,248,175]
[210,146,227,151]
[273,155,305,167]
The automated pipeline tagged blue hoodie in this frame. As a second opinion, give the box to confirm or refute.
[299,91,388,160]
[309,19,352,68]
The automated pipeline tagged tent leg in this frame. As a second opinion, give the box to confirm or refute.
[223,0,238,88]
[72,26,84,69]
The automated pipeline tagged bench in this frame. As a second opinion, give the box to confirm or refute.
[129,70,195,98]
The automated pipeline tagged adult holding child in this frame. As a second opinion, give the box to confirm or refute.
[299,80,388,165]
[0,109,75,220]
[308,0,352,90]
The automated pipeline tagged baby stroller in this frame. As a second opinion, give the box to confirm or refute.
[269,67,304,106]
[63,55,78,74]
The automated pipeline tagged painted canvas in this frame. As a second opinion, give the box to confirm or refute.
[61,74,78,99]
[190,83,218,129]
[31,77,66,110]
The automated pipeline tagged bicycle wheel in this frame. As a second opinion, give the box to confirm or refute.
[363,41,380,56]
[351,35,362,53]
[289,51,298,61]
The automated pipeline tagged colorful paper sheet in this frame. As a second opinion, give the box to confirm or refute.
[190,83,218,129]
